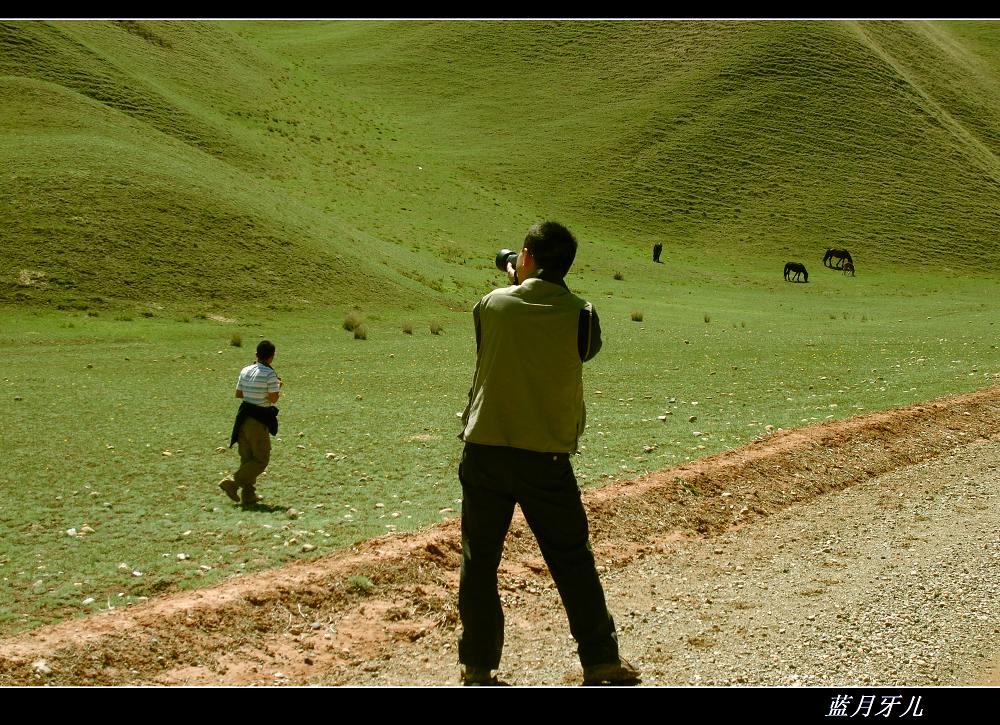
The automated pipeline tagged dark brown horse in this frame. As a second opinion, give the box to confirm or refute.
[824,248,853,269]
[784,262,808,282]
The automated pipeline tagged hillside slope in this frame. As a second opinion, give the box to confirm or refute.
[294,20,1000,267]
[3,20,1000,310]
[0,21,418,311]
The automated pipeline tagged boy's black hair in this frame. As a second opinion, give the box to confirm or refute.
[256,340,276,360]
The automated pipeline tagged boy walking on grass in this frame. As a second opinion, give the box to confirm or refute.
[219,340,281,508]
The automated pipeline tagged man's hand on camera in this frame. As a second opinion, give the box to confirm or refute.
[506,262,517,285]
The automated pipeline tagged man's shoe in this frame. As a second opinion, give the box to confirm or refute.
[241,494,262,507]
[582,657,641,685]
[219,479,239,502]
[461,665,500,686]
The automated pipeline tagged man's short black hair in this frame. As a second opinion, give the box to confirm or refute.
[257,340,276,360]
[524,221,577,280]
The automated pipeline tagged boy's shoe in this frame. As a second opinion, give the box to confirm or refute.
[240,486,262,506]
[219,479,240,502]
[461,665,500,686]
[582,657,641,685]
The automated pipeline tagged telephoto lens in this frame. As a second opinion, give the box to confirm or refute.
[495,248,518,273]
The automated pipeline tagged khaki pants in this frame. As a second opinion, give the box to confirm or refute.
[232,417,270,502]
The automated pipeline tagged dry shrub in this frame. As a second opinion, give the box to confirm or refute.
[630,310,643,322]
[430,321,443,335]
[343,311,363,332]
[354,325,368,340]
[347,575,374,594]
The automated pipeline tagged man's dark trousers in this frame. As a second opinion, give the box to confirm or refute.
[458,442,620,669]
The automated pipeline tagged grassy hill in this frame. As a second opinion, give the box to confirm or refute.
[2,19,1000,313]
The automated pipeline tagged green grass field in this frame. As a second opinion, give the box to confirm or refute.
[2,19,1000,635]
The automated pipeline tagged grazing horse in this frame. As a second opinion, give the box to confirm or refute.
[824,248,853,269]
[784,262,808,282]
[842,260,855,276]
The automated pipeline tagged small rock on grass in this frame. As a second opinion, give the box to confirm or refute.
[32,659,51,675]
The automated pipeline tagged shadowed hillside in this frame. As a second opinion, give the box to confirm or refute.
[0,21,421,311]
[3,19,1000,311]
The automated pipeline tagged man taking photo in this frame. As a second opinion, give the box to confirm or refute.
[457,221,640,686]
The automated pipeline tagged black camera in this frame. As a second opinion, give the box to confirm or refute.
[495,248,518,273]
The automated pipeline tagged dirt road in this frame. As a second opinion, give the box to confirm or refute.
[2,386,998,687]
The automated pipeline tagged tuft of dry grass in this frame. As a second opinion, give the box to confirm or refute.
[402,322,413,335]
[613,271,624,281]
[354,324,368,340]
[630,310,643,322]
[230,332,243,347]
[347,575,374,594]
[343,311,363,332]
[430,321,443,335]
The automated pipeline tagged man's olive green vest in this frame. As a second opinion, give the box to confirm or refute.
[461,278,591,453]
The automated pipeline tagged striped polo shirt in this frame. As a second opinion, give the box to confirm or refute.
[237,362,280,406]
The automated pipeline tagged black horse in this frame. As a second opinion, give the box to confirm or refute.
[784,262,808,282]
[824,248,853,269]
